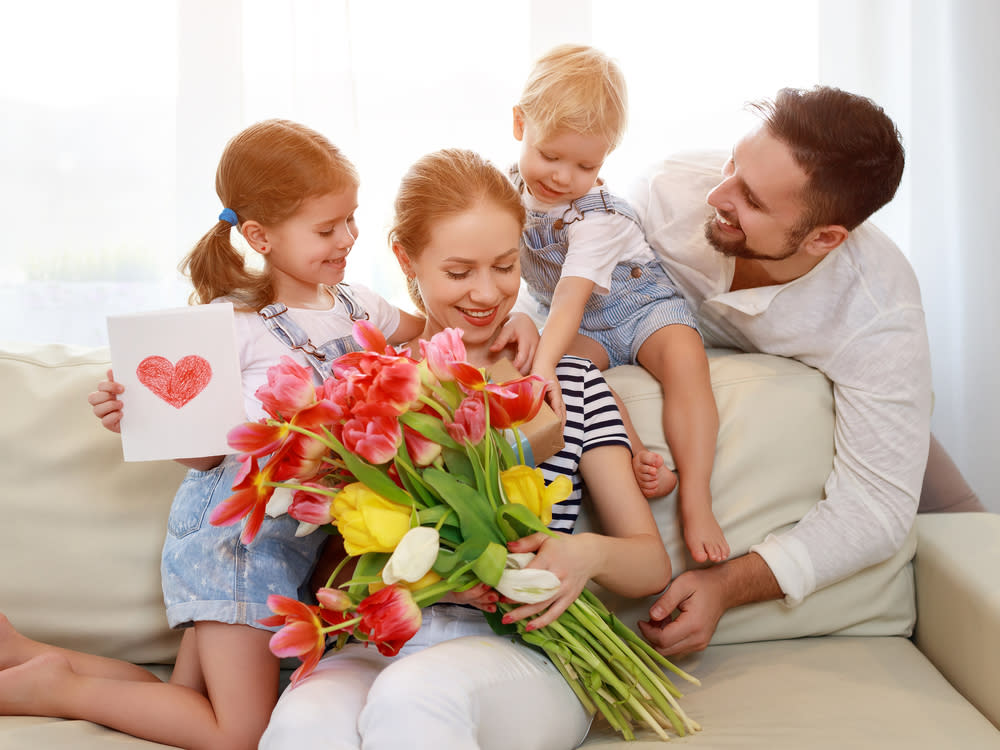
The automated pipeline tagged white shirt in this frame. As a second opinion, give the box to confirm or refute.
[631,151,933,604]
[223,284,400,421]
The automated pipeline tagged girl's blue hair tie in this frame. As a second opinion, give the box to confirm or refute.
[219,208,238,227]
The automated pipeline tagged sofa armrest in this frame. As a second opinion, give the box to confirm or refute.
[913,512,1000,728]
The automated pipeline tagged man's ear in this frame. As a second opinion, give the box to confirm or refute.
[512,106,525,141]
[803,224,849,257]
[392,242,415,278]
[241,220,269,255]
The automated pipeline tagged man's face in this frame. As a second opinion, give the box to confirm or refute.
[703,126,813,261]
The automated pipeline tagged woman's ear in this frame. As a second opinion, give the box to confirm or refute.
[242,220,269,255]
[392,242,415,278]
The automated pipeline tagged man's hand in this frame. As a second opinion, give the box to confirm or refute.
[637,568,727,656]
[638,553,783,656]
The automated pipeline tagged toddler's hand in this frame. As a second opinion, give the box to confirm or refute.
[88,369,125,434]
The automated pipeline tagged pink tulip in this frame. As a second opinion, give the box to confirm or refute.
[446,394,487,444]
[341,415,402,465]
[287,482,336,525]
[209,452,288,544]
[403,424,442,466]
[419,327,467,382]
[255,356,317,418]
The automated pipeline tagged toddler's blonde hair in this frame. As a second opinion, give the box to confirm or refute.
[517,44,628,149]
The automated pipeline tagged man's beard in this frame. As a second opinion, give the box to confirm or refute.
[703,214,807,262]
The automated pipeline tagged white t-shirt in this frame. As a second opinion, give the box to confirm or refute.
[222,284,400,422]
[631,151,933,604]
[523,182,655,294]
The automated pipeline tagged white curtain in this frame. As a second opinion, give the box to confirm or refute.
[818,0,1000,511]
[8,2,990,503]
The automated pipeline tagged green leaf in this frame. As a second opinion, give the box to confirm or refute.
[496,503,554,542]
[347,552,390,598]
[441,445,476,484]
[399,411,461,450]
[324,431,416,507]
[422,468,505,545]
[471,541,508,587]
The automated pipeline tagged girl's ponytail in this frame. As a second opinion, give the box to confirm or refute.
[178,219,272,308]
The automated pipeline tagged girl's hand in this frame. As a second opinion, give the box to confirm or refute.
[87,369,124,434]
[442,582,499,613]
[491,312,540,374]
[501,532,595,630]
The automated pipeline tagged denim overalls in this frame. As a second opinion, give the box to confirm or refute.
[161,284,368,631]
[511,166,697,367]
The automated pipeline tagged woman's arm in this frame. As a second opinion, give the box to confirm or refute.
[504,443,670,629]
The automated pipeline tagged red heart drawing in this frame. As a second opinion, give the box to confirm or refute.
[136,355,213,409]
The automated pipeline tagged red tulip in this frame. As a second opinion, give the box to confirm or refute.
[356,584,422,656]
[484,375,547,429]
[258,595,328,684]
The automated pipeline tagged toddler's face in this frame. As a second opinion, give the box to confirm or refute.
[514,112,611,207]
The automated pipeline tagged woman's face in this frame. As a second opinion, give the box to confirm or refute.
[399,200,523,353]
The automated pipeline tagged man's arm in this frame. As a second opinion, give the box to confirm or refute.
[638,552,781,656]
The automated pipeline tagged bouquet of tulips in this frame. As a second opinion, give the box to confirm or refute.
[209,320,701,741]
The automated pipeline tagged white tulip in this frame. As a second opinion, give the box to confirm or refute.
[495,552,561,603]
[382,527,440,584]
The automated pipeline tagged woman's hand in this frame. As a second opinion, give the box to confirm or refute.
[491,312,540,374]
[500,531,597,630]
[87,369,124,433]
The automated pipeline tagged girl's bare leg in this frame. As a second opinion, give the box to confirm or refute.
[0,619,279,750]
[0,613,159,682]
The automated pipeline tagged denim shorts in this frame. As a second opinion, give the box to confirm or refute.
[161,454,326,631]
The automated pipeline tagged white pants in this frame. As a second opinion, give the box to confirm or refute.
[259,604,591,750]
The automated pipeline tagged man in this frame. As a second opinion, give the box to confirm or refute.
[631,86,933,655]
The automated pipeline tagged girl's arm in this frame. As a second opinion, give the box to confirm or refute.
[504,443,670,629]
[389,309,426,347]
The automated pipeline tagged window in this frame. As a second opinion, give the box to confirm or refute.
[0,0,818,346]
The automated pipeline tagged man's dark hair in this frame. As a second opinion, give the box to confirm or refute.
[749,86,905,230]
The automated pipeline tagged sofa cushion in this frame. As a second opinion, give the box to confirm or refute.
[0,343,186,665]
[594,351,917,644]
[580,637,999,748]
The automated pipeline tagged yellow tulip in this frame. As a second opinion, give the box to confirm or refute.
[499,465,571,526]
[331,483,412,556]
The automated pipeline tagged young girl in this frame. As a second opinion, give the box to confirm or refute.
[0,121,534,749]
[257,148,671,750]
[511,44,728,564]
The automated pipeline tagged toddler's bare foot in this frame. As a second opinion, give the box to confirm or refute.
[0,651,74,716]
[681,505,730,564]
[632,450,678,499]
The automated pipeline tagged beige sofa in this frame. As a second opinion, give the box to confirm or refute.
[1,342,997,749]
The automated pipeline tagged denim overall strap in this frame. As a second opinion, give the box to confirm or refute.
[258,290,368,381]
[332,282,369,322]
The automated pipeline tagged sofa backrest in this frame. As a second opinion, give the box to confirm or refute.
[0,343,186,664]
[596,351,917,644]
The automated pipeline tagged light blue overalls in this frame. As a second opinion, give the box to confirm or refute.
[160,284,368,631]
[511,166,698,367]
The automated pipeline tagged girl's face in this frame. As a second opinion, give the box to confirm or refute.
[260,187,359,307]
[398,200,523,354]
